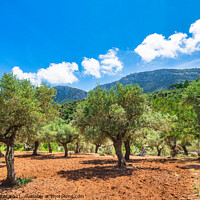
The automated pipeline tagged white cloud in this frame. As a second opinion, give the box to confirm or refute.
[12,66,41,85]
[182,20,200,54]
[99,48,123,74]
[12,62,79,85]
[82,48,123,78]
[37,62,78,84]
[135,19,200,62]
[82,58,101,78]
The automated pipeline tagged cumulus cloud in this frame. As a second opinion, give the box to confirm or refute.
[12,66,41,85]
[82,58,101,78]
[37,62,78,84]
[99,48,123,74]
[12,62,79,85]
[82,48,123,78]
[135,19,200,62]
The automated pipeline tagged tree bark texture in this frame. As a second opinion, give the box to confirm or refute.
[75,142,79,153]
[33,141,39,155]
[157,148,161,156]
[124,140,130,161]
[182,145,188,155]
[48,143,52,153]
[171,145,178,157]
[63,143,68,157]
[95,144,100,153]
[5,135,16,186]
[113,140,126,168]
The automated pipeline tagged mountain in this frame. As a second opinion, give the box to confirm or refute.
[96,68,200,93]
[54,86,88,104]
[54,68,200,104]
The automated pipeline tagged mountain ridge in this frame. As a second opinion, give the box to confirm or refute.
[54,86,88,104]
[95,68,200,93]
[54,68,200,104]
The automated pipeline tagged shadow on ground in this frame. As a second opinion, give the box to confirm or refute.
[14,154,82,160]
[180,164,200,170]
[81,157,199,166]
[81,158,154,165]
[57,164,169,181]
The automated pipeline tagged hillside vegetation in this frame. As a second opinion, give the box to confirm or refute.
[54,86,88,104]
[54,68,200,104]
[96,68,200,93]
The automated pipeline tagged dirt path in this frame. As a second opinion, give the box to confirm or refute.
[0,152,199,199]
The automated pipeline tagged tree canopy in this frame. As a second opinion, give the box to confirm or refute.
[0,73,59,186]
[74,83,146,167]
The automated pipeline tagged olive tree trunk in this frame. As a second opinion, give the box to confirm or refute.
[48,143,52,153]
[156,145,164,156]
[113,140,126,168]
[167,140,178,157]
[170,145,178,157]
[62,143,68,157]
[95,144,100,153]
[181,144,188,155]
[5,135,16,186]
[75,142,79,153]
[32,141,39,155]
[124,140,130,161]
[157,147,162,156]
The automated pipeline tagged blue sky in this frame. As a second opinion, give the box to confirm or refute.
[1,0,200,91]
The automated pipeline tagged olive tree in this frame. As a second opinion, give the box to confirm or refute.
[74,83,146,168]
[183,79,200,156]
[146,112,173,156]
[56,123,78,157]
[0,73,58,186]
[81,127,108,153]
[151,92,195,157]
[39,123,57,153]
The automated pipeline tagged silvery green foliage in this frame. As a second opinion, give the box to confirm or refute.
[74,83,146,142]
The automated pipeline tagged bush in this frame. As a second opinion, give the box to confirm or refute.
[14,145,24,151]
[38,144,48,152]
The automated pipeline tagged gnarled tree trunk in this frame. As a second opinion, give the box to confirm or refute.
[167,140,178,157]
[156,145,164,156]
[181,144,188,155]
[5,135,16,186]
[75,142,79,153]
[124,140,130,161]
[95,144,100,153]
[62,143,68,157]
[171,145,179,157]
[113,140,126,168]
[48,143,52,153]
[157,147,162,156]
[32,141,39,155]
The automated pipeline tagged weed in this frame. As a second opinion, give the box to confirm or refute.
[193,183,200,196]
[15,177,32,186]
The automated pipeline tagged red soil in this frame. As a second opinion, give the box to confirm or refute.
[0,152,199,199]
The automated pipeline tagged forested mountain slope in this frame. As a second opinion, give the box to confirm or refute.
[54,86,88,104]
[96,68,200,93]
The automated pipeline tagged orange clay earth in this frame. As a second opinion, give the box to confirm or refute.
[0,152,199,200]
